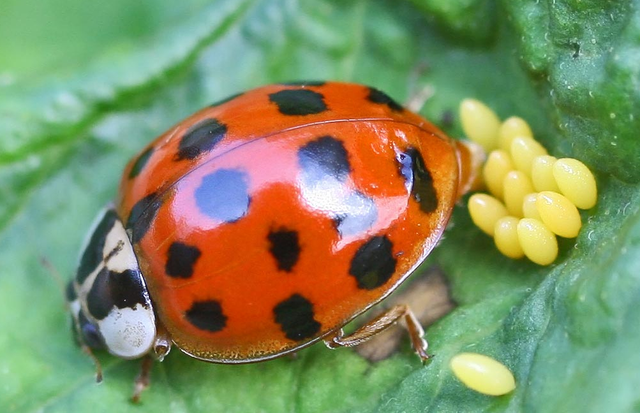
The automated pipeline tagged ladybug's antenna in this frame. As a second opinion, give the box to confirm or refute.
[40,256,67,304]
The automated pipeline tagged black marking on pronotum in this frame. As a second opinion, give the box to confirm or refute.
[185,300,227,332]
[280,81,327,87]
[397,147,438,213]
[86,267,148,320]
[127,192,162,244]
[269,89,328,116]
[273,294,321,341]
[175,118,228,161]
[128,147,154,179]
[165,242,202,279]
[267,228,301,272]
[76,209,118,284]
[349,235,397,290]
[78,310,105,349]
[298,135,351,182]
[367,87,403,112]
[209,92,243,107]
[195,168,251,223]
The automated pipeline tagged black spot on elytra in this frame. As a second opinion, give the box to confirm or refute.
[298,135,351,182]
[280,81,327,87]
[269,89,327,116]
[209,92,242,107]
[185,300,227,332]
[397,147,438,213]
[78,310,105,349]
[349,235,396,290]
[175,118,227,161]
[128,147,154,179]
[76,209,118,284]
[165,242,202,279]
[86,267,149,320]
[127,192,161,244]
[195,168,250,223]
[273,294,321,341]
[367,87,403,112]
[66,280,77,302]
[268,229,300,272]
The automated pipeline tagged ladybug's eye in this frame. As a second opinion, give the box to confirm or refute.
[78,310,105,350]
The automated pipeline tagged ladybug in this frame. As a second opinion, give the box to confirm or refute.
[66,81,481,400]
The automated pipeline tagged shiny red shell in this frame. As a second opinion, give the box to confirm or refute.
[117,81,475,363]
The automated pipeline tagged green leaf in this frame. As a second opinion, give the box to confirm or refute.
[1,0,639,412]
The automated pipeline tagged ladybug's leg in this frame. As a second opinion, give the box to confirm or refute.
[131,325,173,403]
[404,85,434,114]
[41,256,108,379]
[323,305,430,362]
[80,343,104,383]
[132,355,154,403]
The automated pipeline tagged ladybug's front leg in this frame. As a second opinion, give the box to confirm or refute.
[131,325,173,403]
[132,356,154,403]
[323,305,430,362]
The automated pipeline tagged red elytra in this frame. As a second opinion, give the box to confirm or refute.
[113,81,480,364]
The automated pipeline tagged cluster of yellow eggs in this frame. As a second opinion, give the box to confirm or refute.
[460,99,598,265]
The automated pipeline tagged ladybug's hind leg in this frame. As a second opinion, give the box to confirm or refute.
[323,305,430,362]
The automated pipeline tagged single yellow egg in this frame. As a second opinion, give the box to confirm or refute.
[531,155,560,192]
[536,191,582,238]
[553,158,598,209]
[522,193,541,220]
[460,99,501,152]
[503,171,534,217]
[468,194,509,236]
[482,150,514,199]
[510,136,548,177]
[517,218,558,265]
[498,116,533,152]
[450,353,516,396]
[494,217,525,259]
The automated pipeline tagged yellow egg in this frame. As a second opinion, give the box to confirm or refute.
[503,171,534,217]
[494,217,524,259]
[553,158,598,209]
[460,99,501,152]
[522,193,541,220]
[450,353,516,396]
[536,191,582,238]
[468,194,509,236]
[510,136,548,177]
[498,116,533,152]
[482,150,514,199]
[531,155,560,192]
[517,218,558,265]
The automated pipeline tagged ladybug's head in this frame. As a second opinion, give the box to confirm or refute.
[67,206,162,360]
